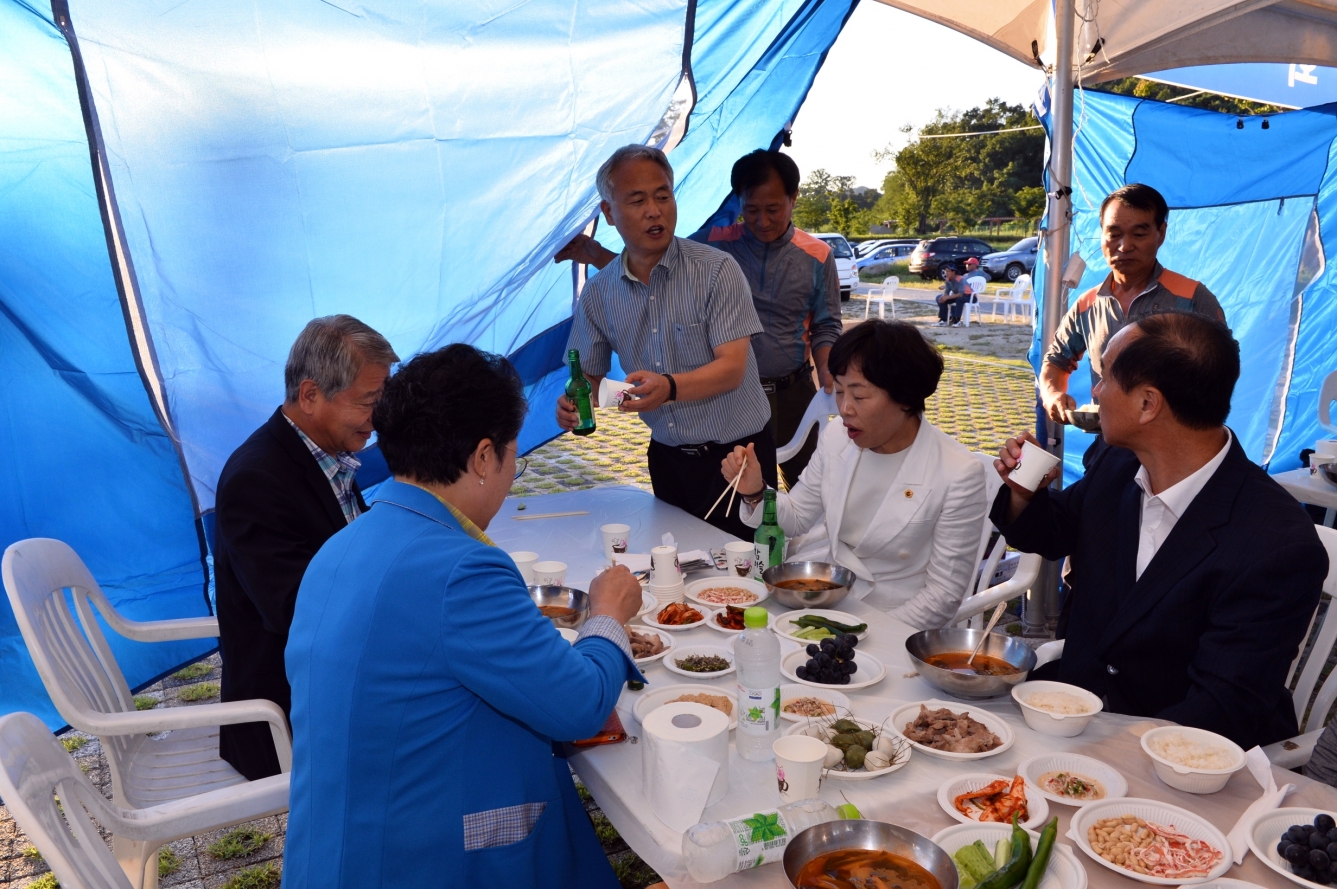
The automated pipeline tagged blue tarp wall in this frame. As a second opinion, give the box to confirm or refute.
[0,0,858,726]
[1033,88,1337,484]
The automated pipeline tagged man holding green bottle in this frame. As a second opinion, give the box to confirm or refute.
[556,144,776,538]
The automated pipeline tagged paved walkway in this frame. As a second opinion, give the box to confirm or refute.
[0,301,1039,888]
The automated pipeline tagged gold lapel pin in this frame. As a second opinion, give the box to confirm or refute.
[904,489,914,499]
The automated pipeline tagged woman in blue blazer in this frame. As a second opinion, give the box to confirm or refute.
[282,344,644,888]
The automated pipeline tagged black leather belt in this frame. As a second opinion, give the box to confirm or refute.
[760,362,813,394]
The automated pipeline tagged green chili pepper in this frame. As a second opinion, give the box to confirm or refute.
[1019,817,1058,889]
[974,813,1032,889]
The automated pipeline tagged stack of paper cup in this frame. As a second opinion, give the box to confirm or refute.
[649,544,685,605]
[641,702,730,831]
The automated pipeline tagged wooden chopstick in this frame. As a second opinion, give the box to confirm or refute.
[704,456,747,521]
[725,456,748,518]
[510,510,591,521]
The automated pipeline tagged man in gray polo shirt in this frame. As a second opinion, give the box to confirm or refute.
[556,145,776,538]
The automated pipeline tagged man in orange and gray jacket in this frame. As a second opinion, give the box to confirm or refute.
[1041,183,1226,466]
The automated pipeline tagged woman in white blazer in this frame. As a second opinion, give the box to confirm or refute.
[722,320,987,629]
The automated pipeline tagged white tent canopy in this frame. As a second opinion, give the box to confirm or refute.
[877,0,1337,82]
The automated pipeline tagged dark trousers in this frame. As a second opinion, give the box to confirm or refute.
[647,427,779,540]
[937,297,966,323]
[765,371,819,488]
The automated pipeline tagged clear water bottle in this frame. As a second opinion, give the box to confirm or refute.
[735,606,781,762]
[681,799,860,882]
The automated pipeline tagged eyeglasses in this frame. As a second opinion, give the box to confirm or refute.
[513,456,529,480]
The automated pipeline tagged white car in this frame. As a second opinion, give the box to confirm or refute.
[812,232,857,301]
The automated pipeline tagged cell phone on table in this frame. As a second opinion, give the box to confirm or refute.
[571,710,628,747]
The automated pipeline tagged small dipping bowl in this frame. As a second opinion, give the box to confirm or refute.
[1065,407,1101,432]
[528,585,589,629]
[1140,725,1245,794]
[1011,680,1103,737]
[1317,460,1337,488]
[783,820,958,889]
[905,628,1037,700]
[762,561,856,609]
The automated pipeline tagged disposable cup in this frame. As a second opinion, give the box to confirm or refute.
[601,523,631,560]
[772,734,826,804]
[532,560,567,587]
[650,545,681,588]
[724,541,755,579]
[1008,440,1061,492]
[509,551,539,584]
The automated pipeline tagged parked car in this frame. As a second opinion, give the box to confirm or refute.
[980,236,1039,282]
[854,239,891,257]
[855,243,917,276]
[907,237,996,279]
[812,232,857,300]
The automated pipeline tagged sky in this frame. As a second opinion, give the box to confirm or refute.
[785,2,1048,190]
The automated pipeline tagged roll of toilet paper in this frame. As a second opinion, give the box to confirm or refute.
[641,702,730,831]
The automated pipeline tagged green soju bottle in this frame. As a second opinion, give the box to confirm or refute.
[566,349,595,436]
[752,489,786,580]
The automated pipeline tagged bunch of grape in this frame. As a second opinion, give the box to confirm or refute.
[795,634,859,685]
[1278,813,1337,884]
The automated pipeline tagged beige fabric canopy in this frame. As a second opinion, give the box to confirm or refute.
[876,0,1337,82]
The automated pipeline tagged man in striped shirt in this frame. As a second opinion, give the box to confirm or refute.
[558,145,776,538]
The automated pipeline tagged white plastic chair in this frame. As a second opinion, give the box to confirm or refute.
[865,276,898,319]
[1263,524,1337,768]
[952,453,1044,625]
[0,711,288,889]
[960,275,988,326]
[2,538,292,887]
[1320,369,1337,434]
[989,281,1018,322]
[1012,275,1035,324]
[776,389,839,464]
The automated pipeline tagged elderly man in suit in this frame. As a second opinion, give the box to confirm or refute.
[993,312,1327,748]
[214,315,398,780]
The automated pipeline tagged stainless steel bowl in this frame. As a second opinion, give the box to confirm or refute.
[1066,407,1101,432]
[527,585,589,629]
[1317,461,1337,488]
[782,820,958,889]
[762,561,856,609]
[905,627,1037,700]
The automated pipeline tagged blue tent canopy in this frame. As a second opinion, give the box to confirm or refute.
[1032,87,1337,484]
[0,0,855,726]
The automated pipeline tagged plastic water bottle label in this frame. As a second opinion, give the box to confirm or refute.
[727,809,792,870]
[736,684,780,735]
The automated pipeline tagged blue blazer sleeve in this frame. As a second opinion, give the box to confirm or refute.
[442,546,640,742]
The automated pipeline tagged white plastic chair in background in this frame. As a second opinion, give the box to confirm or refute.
[776,389,839,464]
[989,282,1018,322]
[2,539,292,888]
[1263,524,1337,768]
[0,711,288,889]
[1012,275,1035,324]
[865,276,898,319]
[952,453,1044,625]
[960,275,988,326]
[1320,369,1337,435]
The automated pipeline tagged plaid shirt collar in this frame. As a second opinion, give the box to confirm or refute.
[282,412,362,523]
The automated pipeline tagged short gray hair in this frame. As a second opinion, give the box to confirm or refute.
[595,144,675,202]
[284,315,399,402]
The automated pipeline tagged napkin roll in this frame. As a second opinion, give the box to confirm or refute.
[642,702,730,831]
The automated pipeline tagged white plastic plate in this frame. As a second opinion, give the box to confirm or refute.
[1017,753,1129,807]
[938,772,1051,830]
[889,700,1015,761]
[1067,797,1231,885]
[932,822,1088,889]
[629,683,737,731]
[781,647,885,691]
[662,643,736,679]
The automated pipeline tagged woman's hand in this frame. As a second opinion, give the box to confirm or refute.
[720,443,765,498]
[588,564,642,626]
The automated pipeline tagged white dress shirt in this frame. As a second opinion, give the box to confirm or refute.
[1132,430,1232,579]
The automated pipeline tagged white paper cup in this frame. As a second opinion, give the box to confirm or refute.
[650,545,681,588]
[724,541,755,579]
[532,560,567,587]
[1008,440,1061,492]
[601,523,631,560]
[773,734,826,804]
[509,551,539,584]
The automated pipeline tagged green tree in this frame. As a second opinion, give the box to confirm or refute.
[793,169,877,235]
[1012,186,1046,230]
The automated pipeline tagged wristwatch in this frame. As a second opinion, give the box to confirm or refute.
[741,487,766,507]
[664,374,677,402]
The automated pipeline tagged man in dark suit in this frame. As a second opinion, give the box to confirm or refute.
[993,312,1327,748]
[215,315,398,780]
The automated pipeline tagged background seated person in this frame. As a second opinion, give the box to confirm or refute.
[993,312,1327,748]
[936,265,968,327]
[283,344,644,888]
[720,320,987,629]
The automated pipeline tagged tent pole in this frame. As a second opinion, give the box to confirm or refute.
[1024,0,1077,636]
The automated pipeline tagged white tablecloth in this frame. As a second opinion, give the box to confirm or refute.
[492,486,1337,888]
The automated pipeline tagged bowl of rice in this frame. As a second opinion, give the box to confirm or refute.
[1140,725,1246,794]
[1011,680,1103,737]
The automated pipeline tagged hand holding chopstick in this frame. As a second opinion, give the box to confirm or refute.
[705,455,747,521]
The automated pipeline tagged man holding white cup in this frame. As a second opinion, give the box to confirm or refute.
[991,313,1327,749]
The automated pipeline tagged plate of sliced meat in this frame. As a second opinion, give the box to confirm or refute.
[890,700,1014,761]
[938,773,1049,830]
